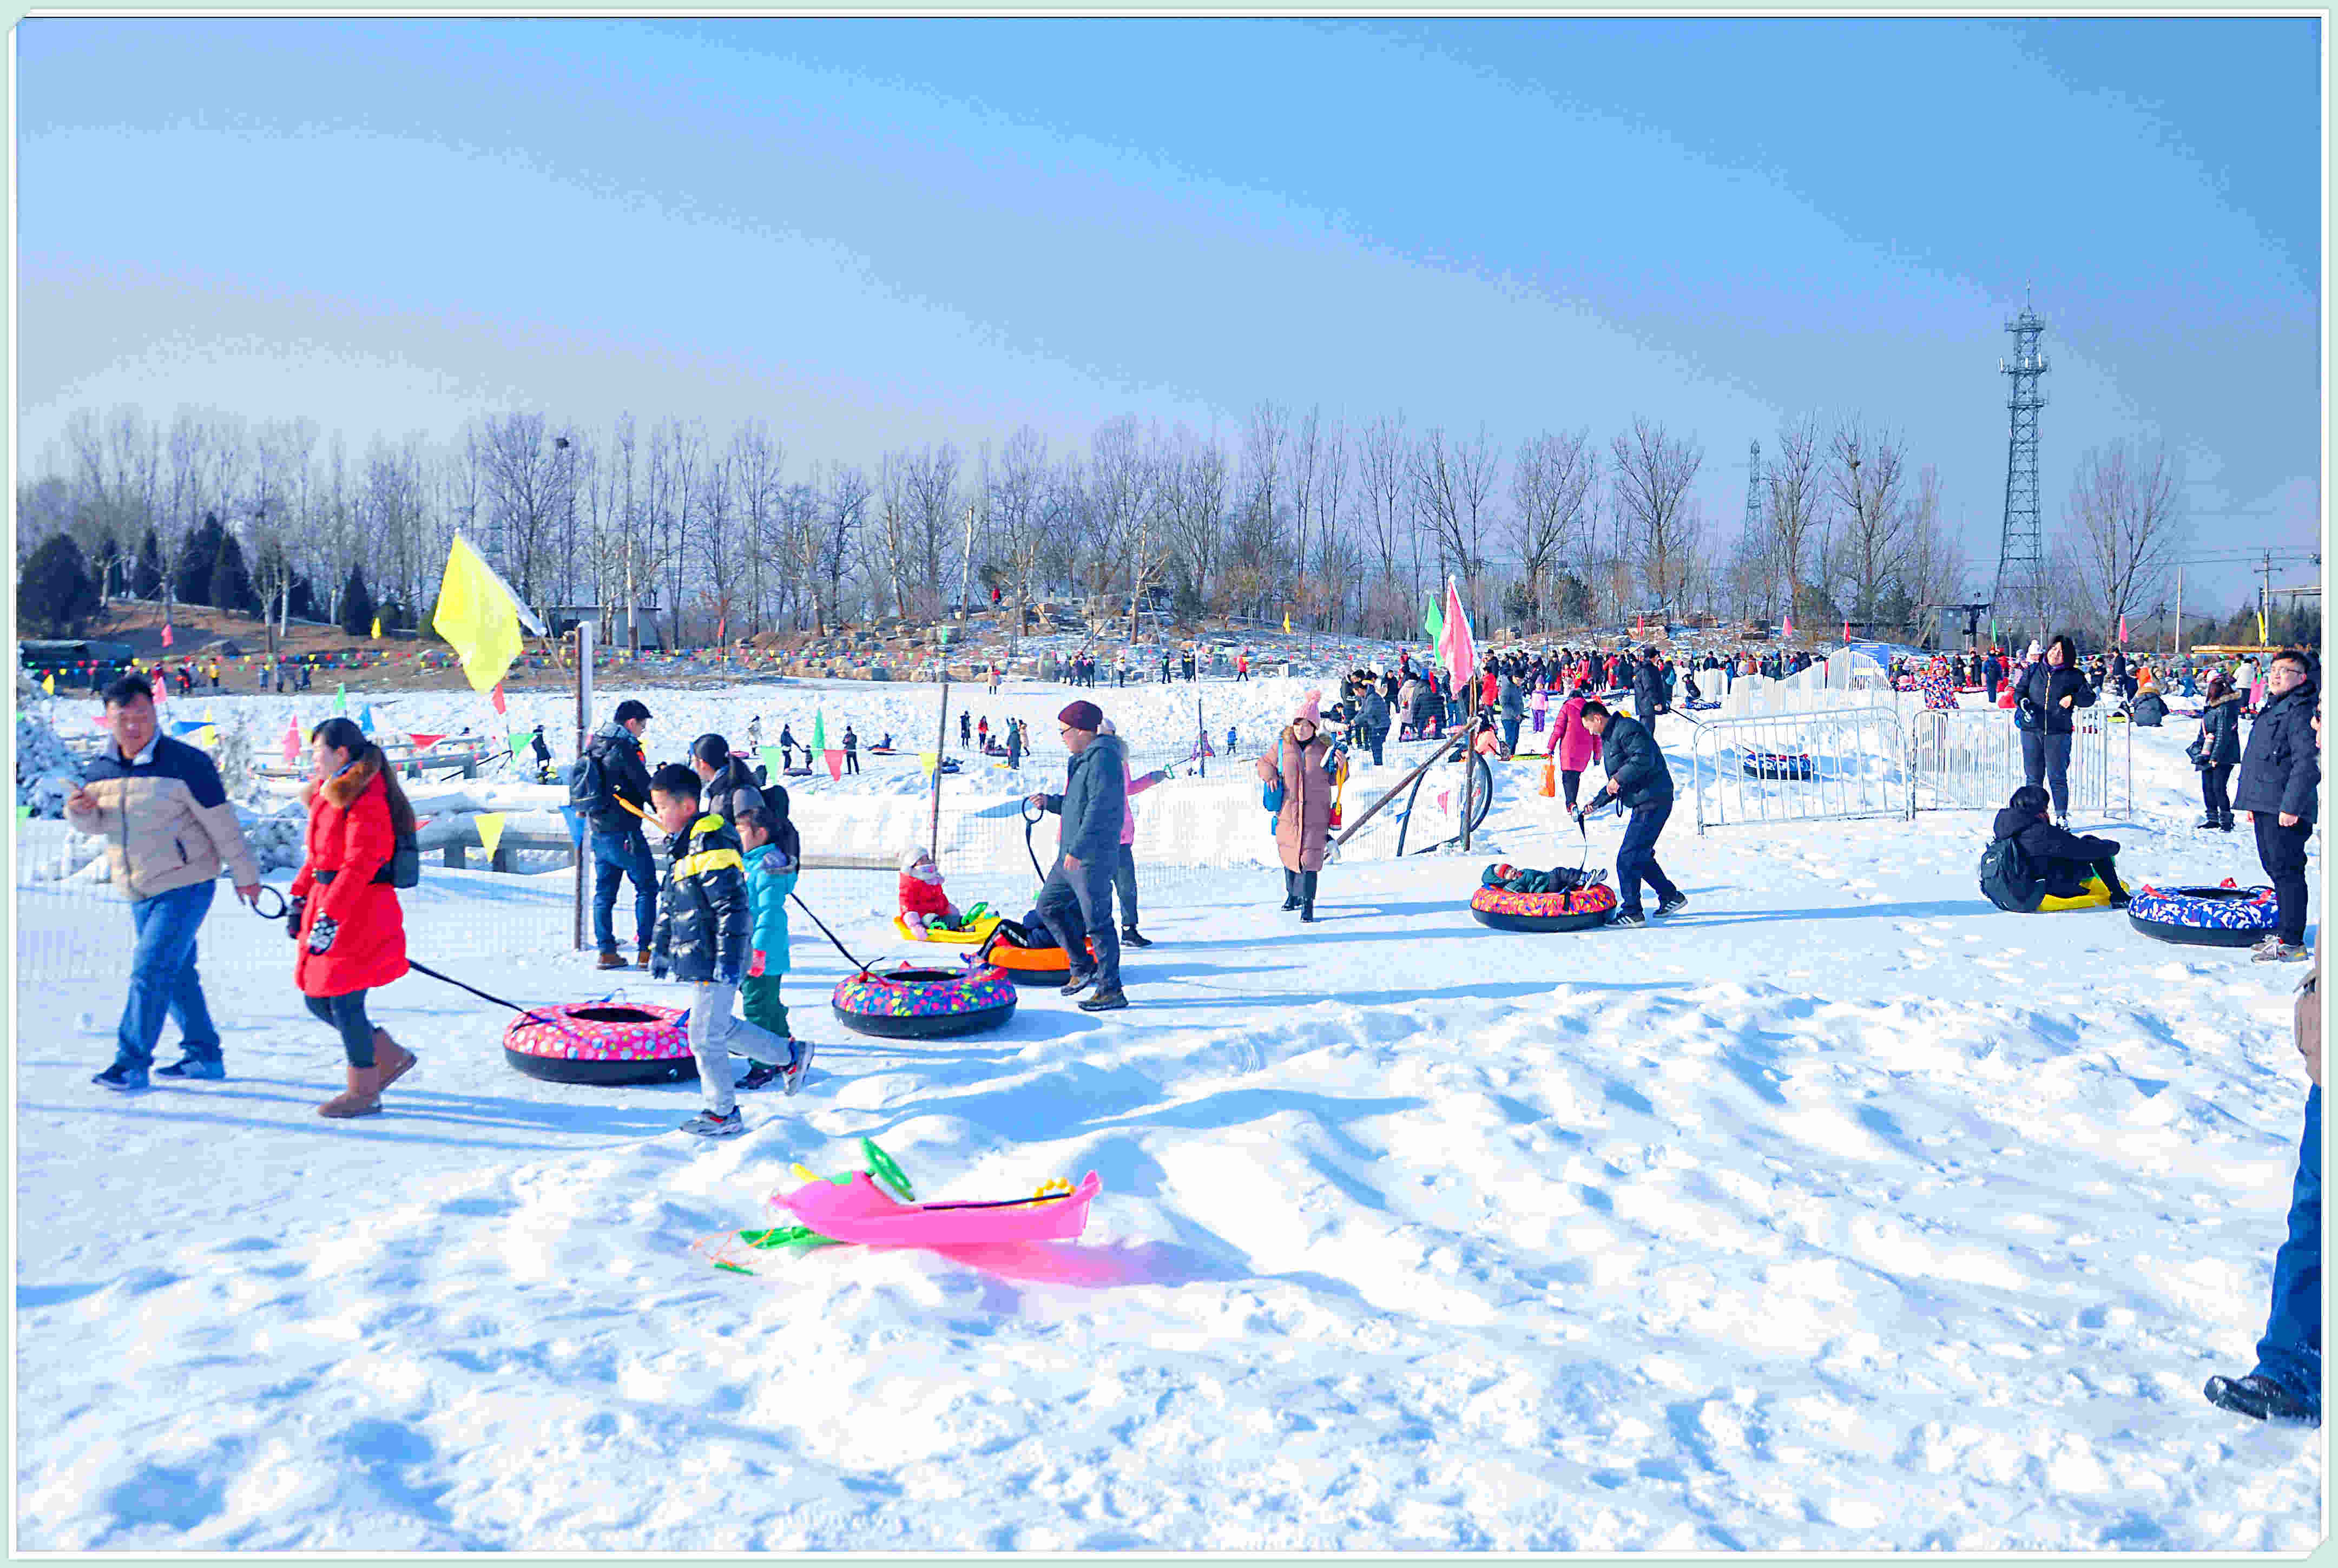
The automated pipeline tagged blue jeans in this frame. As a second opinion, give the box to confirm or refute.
[2020,728,2073,818]
[591,828,658,955]
[1615,799,1681,916]
[1500,717,1522,755]
[114,879,221,1070]
[2253,1085,2322,1409]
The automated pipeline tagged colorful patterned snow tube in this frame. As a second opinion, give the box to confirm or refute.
[832,962,1019,1039]
[1742,750,1815,780]
[503,1002,696,1085]
[1469,881,1618,933]
[2127,883,2281,948]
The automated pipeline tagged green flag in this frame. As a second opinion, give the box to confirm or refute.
[812,711,827,753]
[334,682,348,713]
[1422,593,1444,640]
[510,731,531,760]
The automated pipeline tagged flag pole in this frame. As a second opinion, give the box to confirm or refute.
[928,636,951,866]
[573,618,593,952]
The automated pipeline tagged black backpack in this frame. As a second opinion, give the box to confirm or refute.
[1978,836,2037,912]
[371,825,421,889]
[565,748,609,814]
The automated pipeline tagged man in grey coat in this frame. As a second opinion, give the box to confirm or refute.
[1027,700,1130,1011]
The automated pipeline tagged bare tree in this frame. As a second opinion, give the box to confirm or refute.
[1827,417,1909,628]
[990,427,1051,655]
[1409,425,1500,624]
[1509,429,1596,631]
[1357,413,1408,633]
[1240,401,1287,618]
[1895,464,1968,633]
[1765,415,1825,630]
[1608,416,1702,616]
[2062,439,2185,643]
[1306,418,1348,629]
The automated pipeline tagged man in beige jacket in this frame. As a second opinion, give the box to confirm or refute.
[66,674,262,1091]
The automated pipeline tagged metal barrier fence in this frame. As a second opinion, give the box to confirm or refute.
[1683,707,1914,833]
[1901,705,2132,818]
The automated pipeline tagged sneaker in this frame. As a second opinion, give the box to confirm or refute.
[92,1063,149,1092]
[1059,971,1096,997]
[736,1062,786,1092]
[154,1055,225,1081]
[2204,1373,2321,1427]
[1077,983,1128,1012]
[1655,892,1690,917]
[596,951,629,970]
[783,1040,816,1097]
[1612,910,1647,928]
[680,1109,746,1138]
[2254,939,2311,964]
[1119,927,1154,948]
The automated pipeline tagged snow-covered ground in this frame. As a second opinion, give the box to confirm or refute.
[14,681,2324,1550]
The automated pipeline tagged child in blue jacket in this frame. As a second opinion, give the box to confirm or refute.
[735,801,811,1091]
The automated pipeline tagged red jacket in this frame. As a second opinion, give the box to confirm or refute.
[291,757,409,997]
[898,869,951,918]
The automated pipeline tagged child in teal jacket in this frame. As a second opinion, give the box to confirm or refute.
[735,803,801,1049]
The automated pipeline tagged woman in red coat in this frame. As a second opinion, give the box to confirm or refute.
[290,717,416,1118]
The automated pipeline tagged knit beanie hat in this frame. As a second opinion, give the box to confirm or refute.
[899,845,931,873]
[1058,699,1104,732]
[1292,690,1322,727]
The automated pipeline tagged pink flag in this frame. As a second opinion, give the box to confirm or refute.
[160,622,174,649]
[2117,613,2129,644]
[1782,612,1795,637]
[1843,620,1852,644]
[490,684,508,716]
[824,749,845,782]
[1436,577,1477,694]
[281,720,300,763]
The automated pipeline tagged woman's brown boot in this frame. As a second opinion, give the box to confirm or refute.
[373,1031,417,1090]
[318,1064,381,1118]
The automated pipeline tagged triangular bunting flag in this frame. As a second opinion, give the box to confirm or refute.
[475,813,506,860]
[490,684,507,716]
[759,746,785,779]
[510,731,530,760]
[41,673,54,695]
[409,733,444,748]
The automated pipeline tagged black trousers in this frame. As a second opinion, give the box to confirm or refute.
[2202,764,2234,822]
[1561,768,1583,811]
[305,990,376,1067]
[2256,814,2313,946]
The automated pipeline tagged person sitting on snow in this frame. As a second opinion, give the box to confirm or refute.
[1982,783,2130,912]
[897,845,964,936]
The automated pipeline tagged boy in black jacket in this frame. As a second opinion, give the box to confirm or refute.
[646,763,795,1138]
[1987,785,2130,911]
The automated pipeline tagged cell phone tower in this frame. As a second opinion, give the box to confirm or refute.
[1740,439,1764,554]
[1990,286,2050,640]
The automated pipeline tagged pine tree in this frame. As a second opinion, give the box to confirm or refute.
[209,530,256,615]
[175,513,226,606]
[289,574,318,622]
[131,529,164,599]
[18,535,101,636]
[340,564,377,638]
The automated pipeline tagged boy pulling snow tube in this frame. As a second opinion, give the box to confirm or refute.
[503,1002,696,1085]
[832,962,1018,1039]
[2127,883,2281,947]
[1469,882,1618,932]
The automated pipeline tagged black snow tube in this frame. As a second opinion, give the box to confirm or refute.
[503,1002,697,1085]
[832,964,1020,1038]
[2126,884,2282,948]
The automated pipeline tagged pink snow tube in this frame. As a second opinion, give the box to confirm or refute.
[504,1002,696,1086]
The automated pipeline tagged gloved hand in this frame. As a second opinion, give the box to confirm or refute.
[287,895,307,941]
[306,915,338,954]
[719,967,742,987]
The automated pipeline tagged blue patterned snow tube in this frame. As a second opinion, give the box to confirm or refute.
[2126,884,2281,948]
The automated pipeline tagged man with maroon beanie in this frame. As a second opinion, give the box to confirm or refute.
[1025,699,1130,1011]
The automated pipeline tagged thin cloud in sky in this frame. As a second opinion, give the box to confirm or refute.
[16,16,2320,606]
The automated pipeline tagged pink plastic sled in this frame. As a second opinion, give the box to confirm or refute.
[780,1170,1102,1247]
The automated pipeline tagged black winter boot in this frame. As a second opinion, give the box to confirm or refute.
[1299,871,1318,923]
[1281,869,1301,911]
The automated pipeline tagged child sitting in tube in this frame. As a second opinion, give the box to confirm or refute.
[898,846,964,935]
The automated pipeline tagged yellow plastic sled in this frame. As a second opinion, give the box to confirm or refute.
[2036,876,2116,913]
[892,912,1005,945]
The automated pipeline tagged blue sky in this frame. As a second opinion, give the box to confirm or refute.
[16,17,2322,609]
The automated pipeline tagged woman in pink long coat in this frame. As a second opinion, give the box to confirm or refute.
[1553,683,1602,813]
[1256,690,1336,922]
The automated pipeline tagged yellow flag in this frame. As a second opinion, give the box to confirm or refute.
[371,616,383,640]
[1283,609,1292,635]
[431,535,544,694]
[475,812,506,860]
[919,750,939,776]
[194,726,217,748]
[41,673,54,695]
[2258,607,2269,643]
